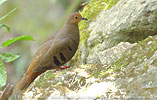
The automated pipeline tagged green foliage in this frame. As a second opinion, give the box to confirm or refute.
[0,8,16,21]
[0,35,34,89]
[0,52,19,89]
[0,1,34,89]
[0,24,10,32]
[2,35,34,48]
[0,8,16,33]
[0,61,6,89]
[0,52,20,63]
[0,0,7,5]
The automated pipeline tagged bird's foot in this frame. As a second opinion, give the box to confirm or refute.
[60,66,71,69]
[54,66,71,72]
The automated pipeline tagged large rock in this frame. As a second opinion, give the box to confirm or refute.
[20,0,157,99]
[21,35,157,99]
[112,35,157,99]
[68,0,119,65]
[71,0,157,65]
[99,42,136,65]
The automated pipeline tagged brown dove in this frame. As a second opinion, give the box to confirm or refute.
[16,12,87,91]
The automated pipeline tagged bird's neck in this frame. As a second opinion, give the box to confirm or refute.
[63,23,80,45]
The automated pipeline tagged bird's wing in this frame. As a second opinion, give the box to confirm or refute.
[33,37,78,72]
[26,30,59,73]
[26,39,52,73]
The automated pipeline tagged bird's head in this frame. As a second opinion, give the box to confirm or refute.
[67,12,88,25]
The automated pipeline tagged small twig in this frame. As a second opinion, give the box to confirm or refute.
[0,84,14,100]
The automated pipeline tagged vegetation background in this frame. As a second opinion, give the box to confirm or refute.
[0,0,89,89]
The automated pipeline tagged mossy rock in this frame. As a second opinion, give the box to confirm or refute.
[68,0,119,65]
[22,35,157,99]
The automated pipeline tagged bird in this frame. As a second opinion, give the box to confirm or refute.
[16,12,88,91]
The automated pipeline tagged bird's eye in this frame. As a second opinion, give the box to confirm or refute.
[75,17,78,19]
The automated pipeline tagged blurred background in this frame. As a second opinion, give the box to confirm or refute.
[0,0,89,86]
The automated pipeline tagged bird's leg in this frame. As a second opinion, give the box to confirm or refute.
[60,65,71,70]
[54,66,71,72]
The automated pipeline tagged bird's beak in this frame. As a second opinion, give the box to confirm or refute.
[81,17,88,20]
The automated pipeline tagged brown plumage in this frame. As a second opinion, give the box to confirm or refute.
[16,12,87,91]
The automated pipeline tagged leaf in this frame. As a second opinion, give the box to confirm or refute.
[0,0,7,5]
[0,61,7,89]
[0,24,10,32]
[0,8,16,21]
[0,52,20,63]
[2,35,34,48]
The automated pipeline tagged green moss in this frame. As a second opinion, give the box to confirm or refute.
[34,70,57,88]
[79,0,119,45]
[114,35,157,69]
[99,35,157,77]
[70,0,119,64]
[143,63,149,70]
[80,64,113,78]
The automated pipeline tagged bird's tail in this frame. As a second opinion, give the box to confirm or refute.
[16,72,37,91]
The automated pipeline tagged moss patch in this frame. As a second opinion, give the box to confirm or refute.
[79,0,119,45]
[100,35,157,77]
[114,35,157,69]
[34,70,57,89]
[71,0,119,65]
